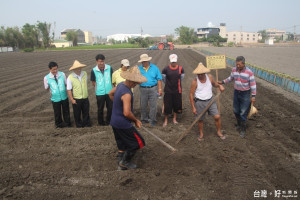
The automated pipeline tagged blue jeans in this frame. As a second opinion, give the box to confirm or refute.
[233,90,251,122]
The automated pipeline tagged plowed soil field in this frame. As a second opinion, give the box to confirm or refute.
[0,49,299,200]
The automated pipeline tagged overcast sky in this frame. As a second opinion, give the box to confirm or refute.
[2,0,300,38]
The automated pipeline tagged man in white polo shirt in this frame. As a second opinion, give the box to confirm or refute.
[44,61,71,128]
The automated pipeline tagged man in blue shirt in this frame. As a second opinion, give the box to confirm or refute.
[138,54,162,126]
[109,66,147,170]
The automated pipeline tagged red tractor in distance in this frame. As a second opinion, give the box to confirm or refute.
[147,37,175,50]
[157,41,174,50]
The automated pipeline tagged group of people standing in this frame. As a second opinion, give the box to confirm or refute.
[44,53,256,170]
[44,54,112,128]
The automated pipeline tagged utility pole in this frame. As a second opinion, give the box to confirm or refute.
[294,25,296,42]
[240,25,243,45]
[141,27,143,36]
[53,21,56,40]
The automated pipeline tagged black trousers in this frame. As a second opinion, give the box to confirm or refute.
[52,98,71,127]
[112,126,145,152]
[163,93,182,115]
[72,98,91,128]
[96,94,112,125]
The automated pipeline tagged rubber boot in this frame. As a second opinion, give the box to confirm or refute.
[240,121,246,138]
[235,118,241,131]
[119,151,137,169]
[117,152,126,170]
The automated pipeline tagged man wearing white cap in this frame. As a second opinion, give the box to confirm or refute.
[190,63,226,141]
[161,54,185,127]
[67,60,91,128]
[109,66,147,170]
[138,54,163,126]
[112,59,130,87]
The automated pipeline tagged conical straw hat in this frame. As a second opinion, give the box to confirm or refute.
[121,66,147,83]
[248,104,258,118]
[69,60,87,71]
[193,62,211,74]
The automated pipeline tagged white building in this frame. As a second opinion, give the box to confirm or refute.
[219,23,261,44]
[265,38,274,45]
[84,31,93,44]
[225,31,261,44]
[52,40,73,48]
[0,47,14,52]
[196,22,219,38]
[106,33,152,42]
[266,28,286,39]
[61,29,85,43]
[197,23,261,44]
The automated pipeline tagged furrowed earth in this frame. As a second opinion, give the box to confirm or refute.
[0,48,299,200]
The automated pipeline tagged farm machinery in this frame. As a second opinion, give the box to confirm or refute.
[147,37,175,50]
[147,42,174,50]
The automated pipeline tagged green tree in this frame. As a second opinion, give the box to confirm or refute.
[4,27,24,49]
[197,37,207,42]
[66,31,78,46]
[138,37,152,48]
[128,38,136,44]
[22,23,40,48]
[0,26,6,46]
[126,37,151,47]
[206,35,227,46]
[167,35,174,42]
[286,32,294,41]
[274,36,281,43]
[108,38,116,44]
[175,26,198,44]
[37,21,51,48]
[258,30,267,43]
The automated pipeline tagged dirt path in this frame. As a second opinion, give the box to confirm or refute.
[0,49,299,199]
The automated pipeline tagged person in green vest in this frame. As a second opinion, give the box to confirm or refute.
[67,60,91,128]
[44,61,71,128]
[91,54,114,126]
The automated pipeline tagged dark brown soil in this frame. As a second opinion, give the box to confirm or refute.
[0,49,299,200]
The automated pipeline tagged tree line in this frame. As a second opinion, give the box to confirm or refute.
[108,26,227,47]
[0,21,52,50]
[0,22,228,50]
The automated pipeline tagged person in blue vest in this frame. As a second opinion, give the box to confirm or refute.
[67,60,91,128]
[138,54,163,126]
[91,54,114,126]
[44,61,71,128]
[109,66,147,170]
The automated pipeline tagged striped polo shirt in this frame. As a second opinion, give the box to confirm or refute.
[223,66,256,97]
